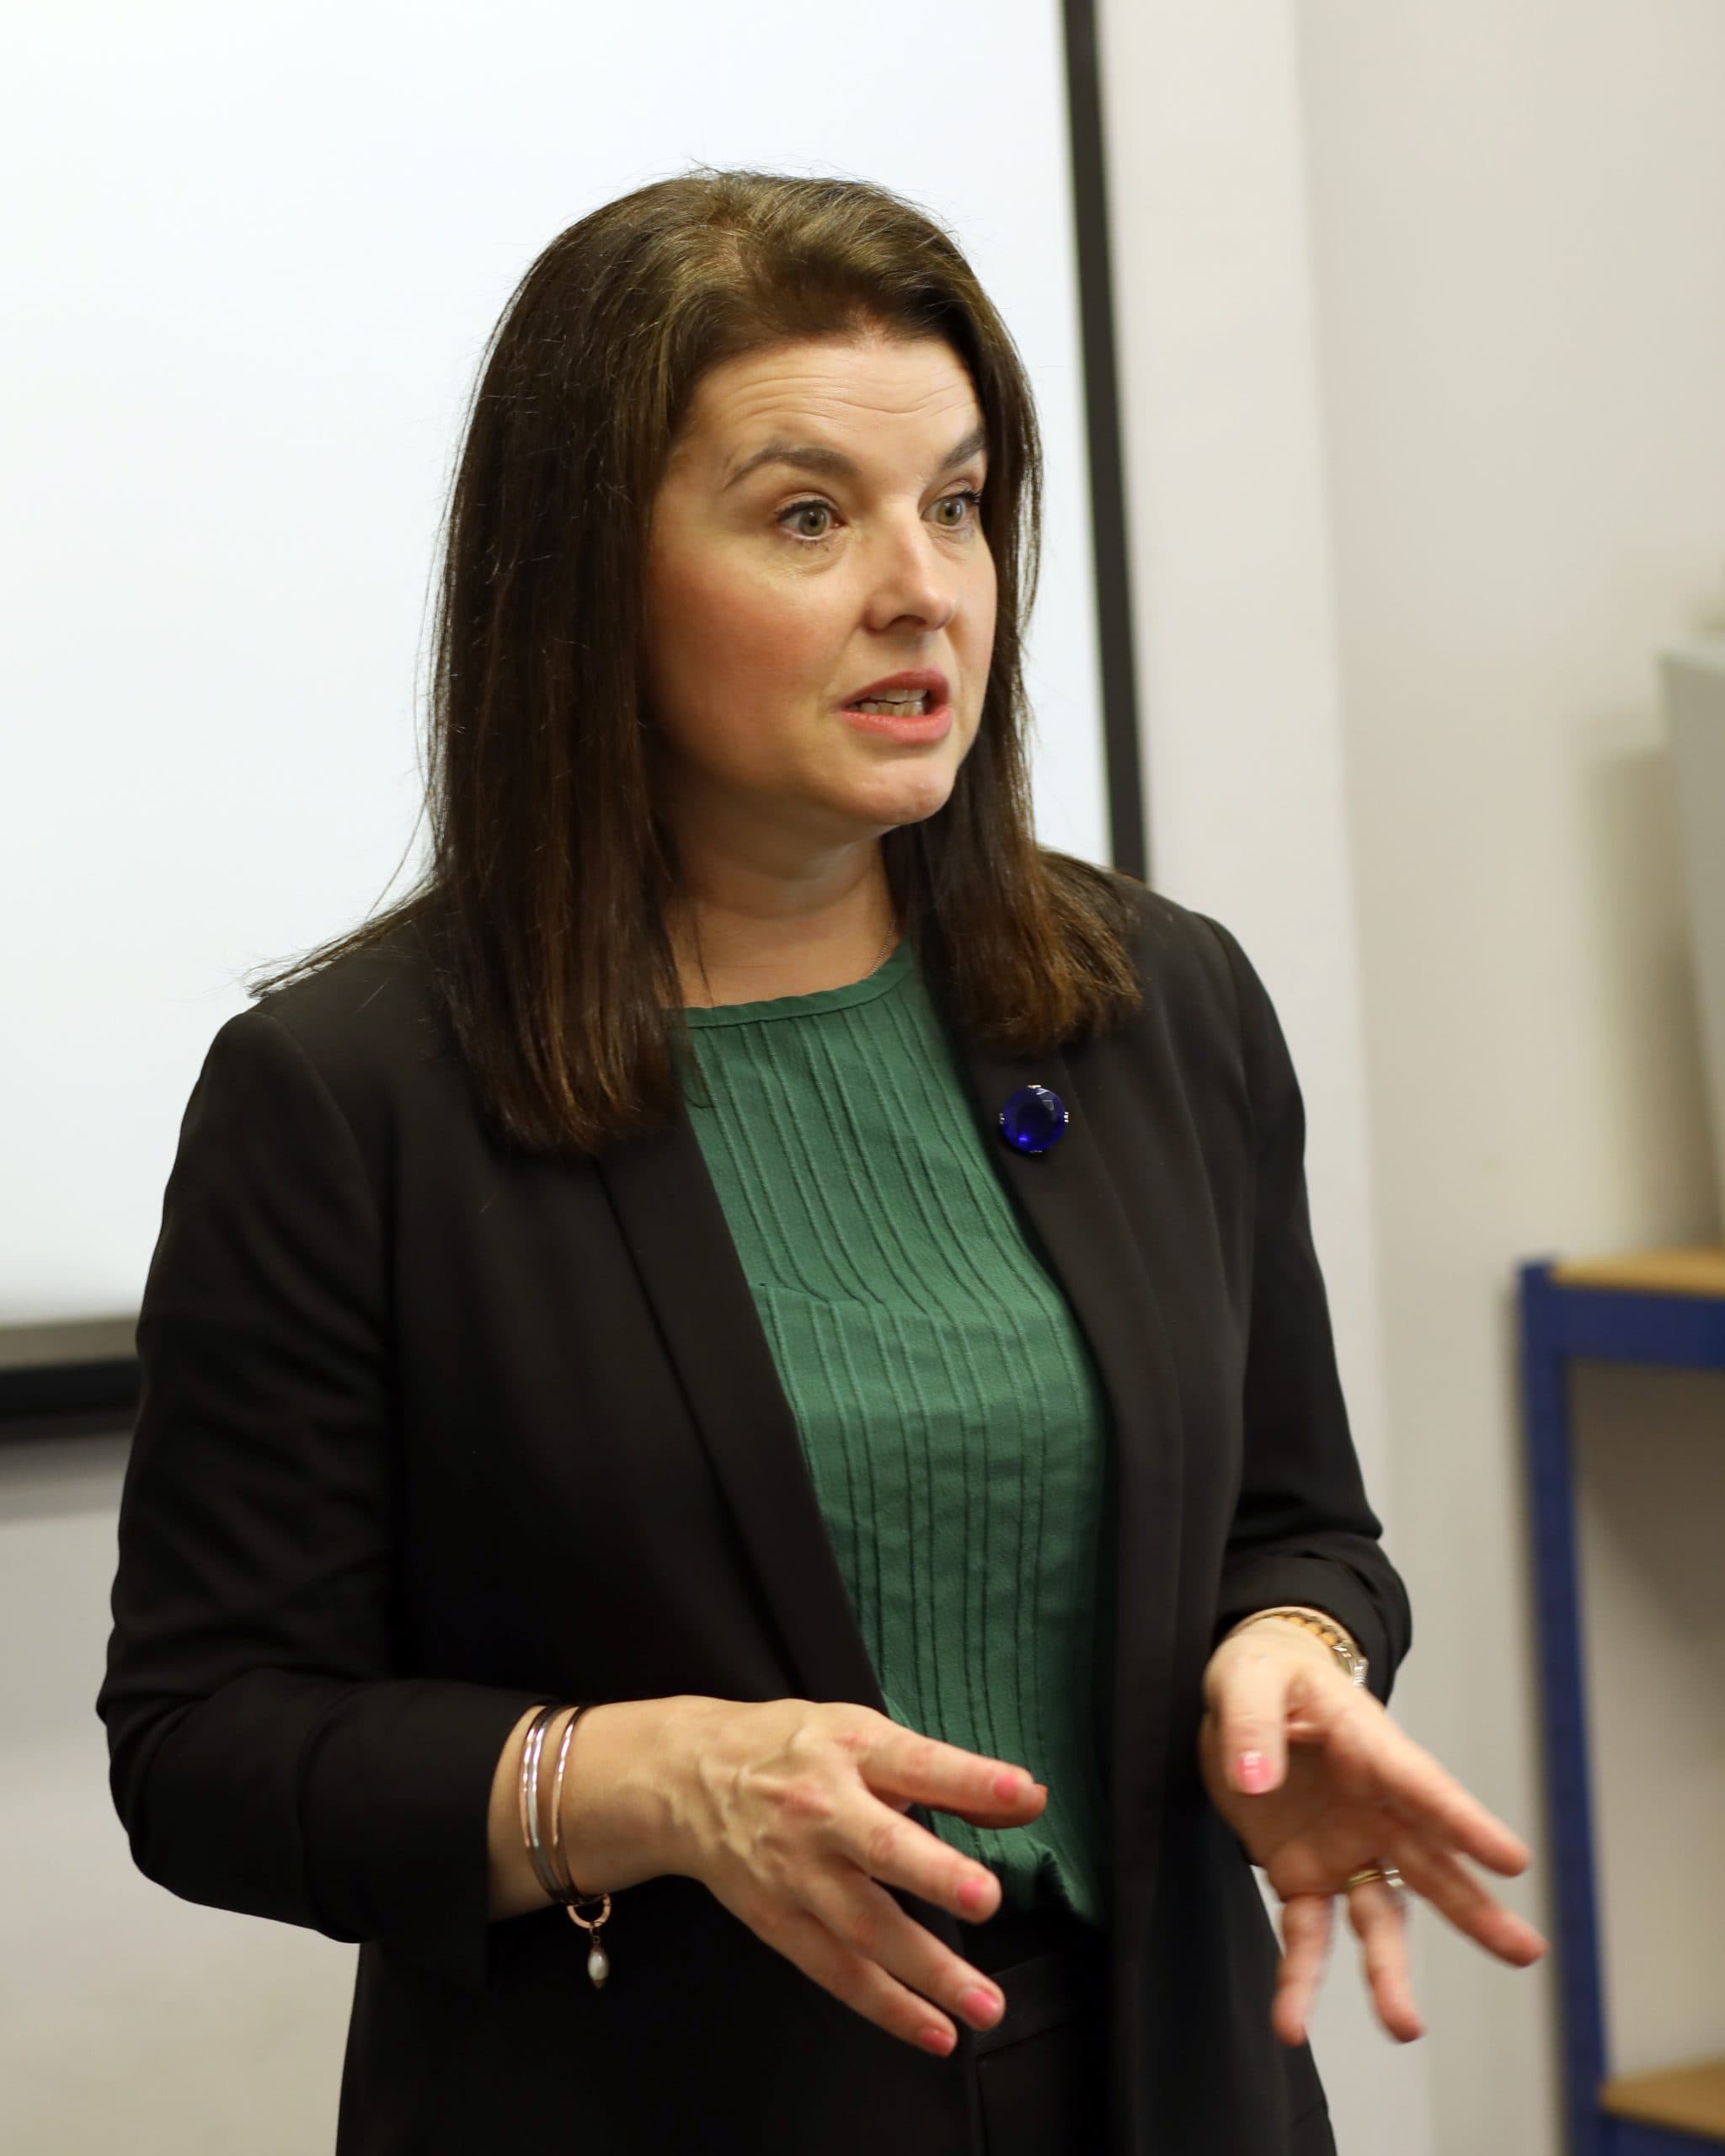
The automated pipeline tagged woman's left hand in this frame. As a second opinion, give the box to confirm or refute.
[1198,1620,1549,2047]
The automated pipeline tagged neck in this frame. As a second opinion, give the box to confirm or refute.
[669,852,899,1009]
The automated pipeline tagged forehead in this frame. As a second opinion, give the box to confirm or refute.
[676,334,987,482]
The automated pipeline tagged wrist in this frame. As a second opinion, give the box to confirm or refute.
[651,1694,736,1883]
[1226,1606,1368,1687]
[560,1695,716,1894]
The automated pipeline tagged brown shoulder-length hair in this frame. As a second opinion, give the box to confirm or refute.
[249,166,1145,1158]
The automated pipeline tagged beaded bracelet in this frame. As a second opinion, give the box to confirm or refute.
[1226,1606,1369,1687]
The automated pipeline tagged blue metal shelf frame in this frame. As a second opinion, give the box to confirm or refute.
[1517,1260,1725,2156]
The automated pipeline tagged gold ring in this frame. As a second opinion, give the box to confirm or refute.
[1344,1864,1406,1895]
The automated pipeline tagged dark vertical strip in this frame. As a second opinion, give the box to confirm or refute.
[1062,0,1149,884]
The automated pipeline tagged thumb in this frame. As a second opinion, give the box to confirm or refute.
[1214,1652,1295,1796]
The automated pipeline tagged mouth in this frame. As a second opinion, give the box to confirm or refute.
[844,690,935,717]
[837,694,954,744]
[838,668,950,713]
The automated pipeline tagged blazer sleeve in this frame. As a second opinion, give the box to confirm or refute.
[1195,914,1413,1705]
[95,1006,547,1993]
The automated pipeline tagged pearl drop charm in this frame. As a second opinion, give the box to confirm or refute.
[563,1892,613,1987]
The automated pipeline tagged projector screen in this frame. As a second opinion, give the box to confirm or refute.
[2,0,1125,1365]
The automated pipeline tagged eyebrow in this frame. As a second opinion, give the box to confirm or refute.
[722,421,990,492]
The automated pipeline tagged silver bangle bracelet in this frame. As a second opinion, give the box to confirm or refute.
[516,1700,614,1988]
[548,1705,593,1900]
[517,1704,572,1906]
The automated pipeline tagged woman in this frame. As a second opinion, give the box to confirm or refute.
[97,169,1546,2155]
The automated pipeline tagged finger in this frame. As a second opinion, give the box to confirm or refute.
[945,1783,1049,1831]
[1210,1648,1295,1794]
[862,1726,1049,1826]
[1340,1717,1534,1876]
[1271,1894,1334,2046]
[839,1790,1022,1929]
[1345,1879,1423,2041]
[753,1893,995,2057]
[798,1866,1012,2043]
[1382,1826,1550,1967]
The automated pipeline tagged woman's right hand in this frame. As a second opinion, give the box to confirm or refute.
[661,1696,1049,2057]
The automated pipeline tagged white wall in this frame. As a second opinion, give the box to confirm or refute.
[1097,3,1725,2153]
[1572,1364,1725,2079]
[0,1431,350,2154]
[1095,6,1434,2152]
[1105,3,1725,2153]
[1299,1,1725,2148]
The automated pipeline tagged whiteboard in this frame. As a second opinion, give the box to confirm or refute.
[2,0,1113,1339]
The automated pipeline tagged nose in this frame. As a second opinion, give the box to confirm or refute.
[861,515,965,628]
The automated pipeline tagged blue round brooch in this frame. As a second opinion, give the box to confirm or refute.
[997,1084,1070,1156]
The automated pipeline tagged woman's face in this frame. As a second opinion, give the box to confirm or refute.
[640,329,996,882]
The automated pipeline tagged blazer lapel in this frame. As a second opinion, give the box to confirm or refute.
[939,1013,1190,1914]
[594,1102,884,1711]
[594,939,1189,1900]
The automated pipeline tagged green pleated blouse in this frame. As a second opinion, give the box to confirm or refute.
[676,933,1114,1929]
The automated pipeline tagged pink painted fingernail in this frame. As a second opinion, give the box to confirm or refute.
[1236,1751,1272,1792]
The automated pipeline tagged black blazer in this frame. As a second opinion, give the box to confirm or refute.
[98,869,1410,2156]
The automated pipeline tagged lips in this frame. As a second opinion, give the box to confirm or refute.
[841,668,949,708]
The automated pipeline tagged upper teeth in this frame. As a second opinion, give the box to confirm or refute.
[852,691,929,712]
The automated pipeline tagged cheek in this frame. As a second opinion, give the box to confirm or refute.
[969,558,999,647]
[654,551,828,707]
[717,588,830,697]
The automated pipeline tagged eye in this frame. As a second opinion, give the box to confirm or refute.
[777,488,986,546]
[934,487,986,530]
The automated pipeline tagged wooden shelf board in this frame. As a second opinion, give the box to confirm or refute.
[1550,1247,1725,1300]
[1600,2056,1725,2137]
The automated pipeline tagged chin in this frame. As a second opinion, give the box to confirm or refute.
[853,776,957,831]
